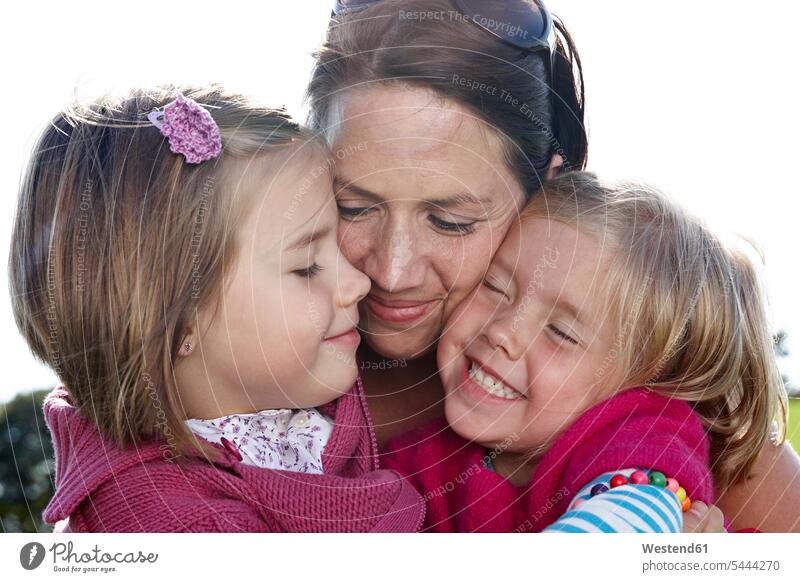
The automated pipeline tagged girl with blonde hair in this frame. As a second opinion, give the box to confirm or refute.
[384,171,787,532]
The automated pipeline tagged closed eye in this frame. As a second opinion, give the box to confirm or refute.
[547,324,578,345]
[482,277,509,300]
[294,263,323,278]
[337,205,371,218]
[428,214,477,234]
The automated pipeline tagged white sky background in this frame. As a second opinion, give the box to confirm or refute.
[0,0,797,402]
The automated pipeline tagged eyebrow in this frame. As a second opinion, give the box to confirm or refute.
[491,255,587,327]
[333,177,496,210]
[284,225,332,253]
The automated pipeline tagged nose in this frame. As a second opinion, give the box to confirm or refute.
[335,248,371,309]
[363,215,427,293]
[484,312,525,361]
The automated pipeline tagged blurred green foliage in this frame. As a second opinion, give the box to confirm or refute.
[789,399,800,454]
[1,388,54,532]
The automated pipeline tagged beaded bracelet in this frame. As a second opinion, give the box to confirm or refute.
[586,470,693,512]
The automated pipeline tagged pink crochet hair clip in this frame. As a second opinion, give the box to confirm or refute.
[147,93,222,164]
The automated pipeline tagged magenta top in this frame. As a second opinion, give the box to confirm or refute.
[381,387,715,532]
[42,376,424,532]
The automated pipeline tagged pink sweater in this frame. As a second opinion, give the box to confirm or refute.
[381,388,715,532]
[42,376,424,532]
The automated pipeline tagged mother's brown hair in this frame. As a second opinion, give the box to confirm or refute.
[307,0,587,197]
[9,85,318,462]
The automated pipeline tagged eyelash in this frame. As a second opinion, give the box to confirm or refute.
[294,263,323,278]
[428,215,477,234]
[337,206,477,235]
[548,324,578,345]
[482,278,508,299]
[483,279,578,345]
[337,206,368,218]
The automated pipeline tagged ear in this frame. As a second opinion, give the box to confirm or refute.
[177,328,196,358]
[545,154,565,181]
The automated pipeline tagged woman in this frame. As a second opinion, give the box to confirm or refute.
[306,0,800,532]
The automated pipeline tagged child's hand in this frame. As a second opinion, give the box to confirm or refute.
[682,500,726,532]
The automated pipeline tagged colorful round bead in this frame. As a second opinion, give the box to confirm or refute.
[572,497,586,508]
[648,471,667,487]
[629,471,649,485]
[676,487,687,502]
[610,474,628,488]
[666,478,679,492]
[591,483,609,497]
[681,498,692,512]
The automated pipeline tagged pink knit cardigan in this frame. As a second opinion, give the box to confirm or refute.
[381,387,715,532]
[42,376,424,532]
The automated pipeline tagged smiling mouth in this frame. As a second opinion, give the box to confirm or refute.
[467,358,525,400]
[364,294,440,324]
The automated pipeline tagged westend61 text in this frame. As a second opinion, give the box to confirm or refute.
[642,543,708,554]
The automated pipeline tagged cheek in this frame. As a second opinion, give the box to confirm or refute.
[211,267,260,344]
[303,287,334,340]
[438,234,501,319]
[243,274,324,351]
[443,288,493,346]
[527,348,602,415]
[337,218,374,270]
[438,291,498,384]
[535,344,577,381]
[556,350,602,390]
[250,286,331,383]
[279,280,330,341]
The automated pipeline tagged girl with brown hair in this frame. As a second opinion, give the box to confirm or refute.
[10,85,424,531]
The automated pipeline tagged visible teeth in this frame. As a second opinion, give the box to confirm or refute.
[468,362,522,400]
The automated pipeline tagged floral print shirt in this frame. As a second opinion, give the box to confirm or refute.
[185,408,334,474]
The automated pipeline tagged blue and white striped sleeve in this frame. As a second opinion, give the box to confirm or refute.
[543,468,683,533]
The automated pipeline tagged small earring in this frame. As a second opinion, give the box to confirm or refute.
[183,341,192,355]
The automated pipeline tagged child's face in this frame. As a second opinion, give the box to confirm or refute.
[186,148,371,418]
[438,217,620,455]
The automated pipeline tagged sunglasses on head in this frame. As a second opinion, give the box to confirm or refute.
[331,0,556,73]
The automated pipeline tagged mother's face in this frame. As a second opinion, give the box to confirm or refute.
[330,85,525,360]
